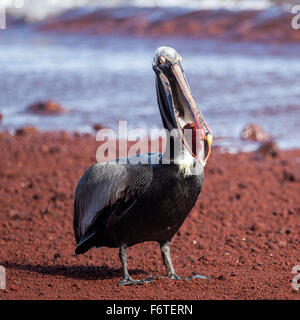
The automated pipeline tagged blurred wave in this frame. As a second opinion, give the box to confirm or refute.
[5,0,274,21]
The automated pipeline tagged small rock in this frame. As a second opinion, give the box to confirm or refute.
[93,123,103,131]
[73,132,81,138]
[257,141,279,158]
[10,284,18,291]
[8,210,23,220]
[59,131,70,141]
[41,145,49,153]
[32,194,41,200]
[278,240,286,248]
[15,126,39,136]
[54,252,61,259]
[238,256,246,264]
[256,260,264,266]
[250,222,265,232]
[277,227,286,235]
[51,192,67,202]
[283,169,300,183]
[26,100,65,115]
[241,124,270,142]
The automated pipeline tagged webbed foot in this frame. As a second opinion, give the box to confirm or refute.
[118,275,154,286]
[167,273,209,281]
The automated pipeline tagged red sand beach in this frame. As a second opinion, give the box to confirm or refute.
[0,131,299,300]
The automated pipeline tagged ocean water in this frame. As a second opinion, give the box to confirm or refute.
[0,25,300,151]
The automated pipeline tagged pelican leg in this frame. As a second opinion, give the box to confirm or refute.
[160,241,209,281]
[118,244,153,286]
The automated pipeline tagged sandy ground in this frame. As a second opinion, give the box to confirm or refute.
[0,130,299,300]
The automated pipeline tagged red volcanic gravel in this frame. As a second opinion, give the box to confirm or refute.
[0,131,299,300]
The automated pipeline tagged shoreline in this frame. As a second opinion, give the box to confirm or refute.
[37,7,300,44]
[0,131,299,299]
[0,127,297,155]
[5,7,300,44]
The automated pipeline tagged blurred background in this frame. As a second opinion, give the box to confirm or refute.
[0,0,300,151]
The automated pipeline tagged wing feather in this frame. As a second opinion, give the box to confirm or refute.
[73,154,159,243]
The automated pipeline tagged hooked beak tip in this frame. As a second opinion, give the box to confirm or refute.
[204,133,213,164]
[206,133,213,148]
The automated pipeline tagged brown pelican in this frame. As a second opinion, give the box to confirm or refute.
[73,47,212,285]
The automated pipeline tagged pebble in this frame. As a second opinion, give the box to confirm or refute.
[15,126,39,136]
[26,100,65,115]
[278,240,286,248]
[10,284,18,291]
[240,124,270,142]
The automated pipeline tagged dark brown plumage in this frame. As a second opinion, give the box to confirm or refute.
[73,46,212,285]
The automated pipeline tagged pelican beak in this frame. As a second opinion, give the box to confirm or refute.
[153,47,213,165]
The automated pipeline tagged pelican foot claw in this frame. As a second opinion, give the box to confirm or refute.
[186,274,209,280]
[167,273,209,281]
[118,276,154,286]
